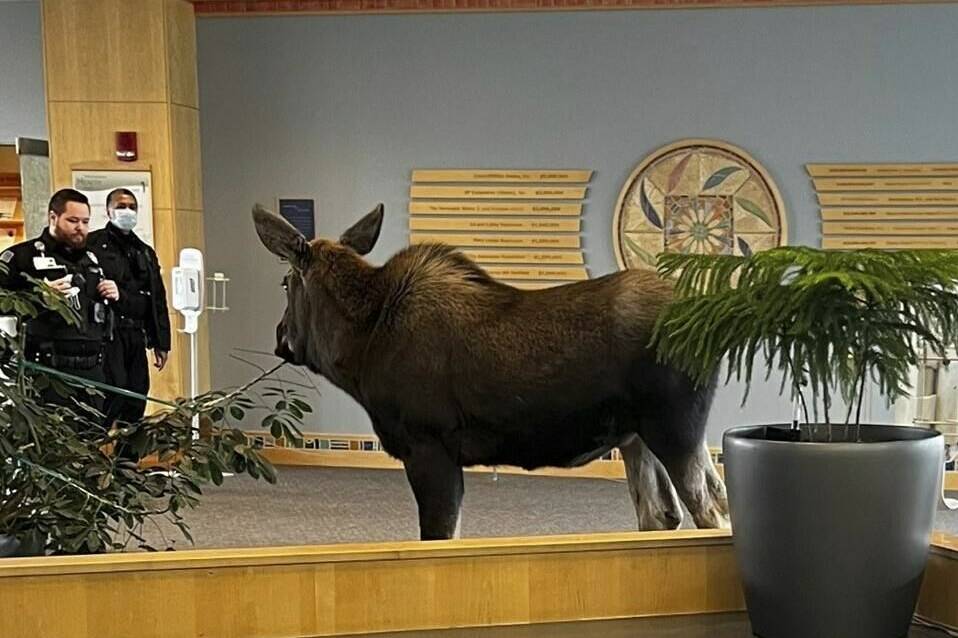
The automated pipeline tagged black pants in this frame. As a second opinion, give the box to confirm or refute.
[25,342,107,415]
[103,327,150,425]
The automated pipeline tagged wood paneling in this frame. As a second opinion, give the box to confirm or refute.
[916,534,958,632]
[0,528,953,637]
[171,105,204,210]
[43,0,167,103]
[44,0,205,404]
[47,102,173,207]
[0,531,743,638]
[166,0,200,108]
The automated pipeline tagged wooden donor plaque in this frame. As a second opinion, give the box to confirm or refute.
[808,163,958,251]
[409,168,592,286]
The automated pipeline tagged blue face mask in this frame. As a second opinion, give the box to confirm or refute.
[111,208,138,231]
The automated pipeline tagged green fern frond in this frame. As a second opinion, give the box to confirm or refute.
[652,247,958,420]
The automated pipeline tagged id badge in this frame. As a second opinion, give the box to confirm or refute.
[33,256,59,271]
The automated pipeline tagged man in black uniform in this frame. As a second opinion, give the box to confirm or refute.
[89,188,171,425]
[0,188,120,411]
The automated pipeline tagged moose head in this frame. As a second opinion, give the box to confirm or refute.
[251,203,384,373]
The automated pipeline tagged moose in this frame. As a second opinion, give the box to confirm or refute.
[252,203,729,540]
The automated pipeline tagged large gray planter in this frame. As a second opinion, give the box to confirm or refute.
[724,424,943,638]
[0,533,43,558]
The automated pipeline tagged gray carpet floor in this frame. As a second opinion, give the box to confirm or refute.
[372,613,949,638]
[141,466,958,550]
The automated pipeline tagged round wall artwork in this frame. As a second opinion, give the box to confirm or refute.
[612,139,787,271]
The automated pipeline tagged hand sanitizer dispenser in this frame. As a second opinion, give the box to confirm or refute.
[172,248,204,334]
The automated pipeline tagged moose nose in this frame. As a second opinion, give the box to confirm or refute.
[275,322,296,362]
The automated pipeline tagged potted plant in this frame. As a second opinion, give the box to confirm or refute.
[652,247,950,638]
[1,265,310,555]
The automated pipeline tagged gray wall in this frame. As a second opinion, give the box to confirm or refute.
[197,5,958,442]
[0,1,46,143]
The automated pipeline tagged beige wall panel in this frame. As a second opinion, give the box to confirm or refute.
[149,335,182,405]
[175,207,206,253]
[171,105,203,210]
[150,207,176,285]
[166,0,199,108]
[43,0,167,103]
[47,102,172,208]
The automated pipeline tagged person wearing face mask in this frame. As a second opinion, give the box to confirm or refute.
[89,188,171,428]
[0,188,120,411]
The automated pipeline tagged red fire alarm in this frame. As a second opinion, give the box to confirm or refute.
[115,131,138,162]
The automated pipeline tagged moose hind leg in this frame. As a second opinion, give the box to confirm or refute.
[403,441,465,540]
[659,442,730,530]
[619,436,683,531]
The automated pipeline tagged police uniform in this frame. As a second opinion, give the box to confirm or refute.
[89,222,171,424]
[0,229,113,409]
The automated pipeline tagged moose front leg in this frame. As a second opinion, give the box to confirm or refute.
[402,440,465,540]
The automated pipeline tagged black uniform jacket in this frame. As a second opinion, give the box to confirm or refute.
[0,229,111,353]
[88,223,172,352]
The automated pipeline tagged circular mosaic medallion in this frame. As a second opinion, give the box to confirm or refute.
[612,139,787,271]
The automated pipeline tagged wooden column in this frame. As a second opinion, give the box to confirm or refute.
[41,0,209,403]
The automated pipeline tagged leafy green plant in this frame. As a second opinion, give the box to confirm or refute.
[0,264,310,554]
[651,247,958,437]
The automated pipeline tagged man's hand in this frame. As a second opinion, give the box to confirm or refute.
[97,279,120,301]
[44,275,73,294]
[153,349,169,371]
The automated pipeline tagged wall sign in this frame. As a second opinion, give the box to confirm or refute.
[278,198,316,240]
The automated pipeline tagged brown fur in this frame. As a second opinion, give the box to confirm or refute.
[254,204,728,539]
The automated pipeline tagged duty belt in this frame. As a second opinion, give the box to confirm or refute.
[27,346,102,371]
[117,316,146,330]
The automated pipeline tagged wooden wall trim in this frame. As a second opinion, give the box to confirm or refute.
[0,532,953,637]
[192,0,957,15]
[0,529,732,578]
[917,532,958,632]
[0,531,743,638]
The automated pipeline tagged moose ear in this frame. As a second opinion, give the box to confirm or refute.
[252,204,311,268]
[339,203,384,256]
